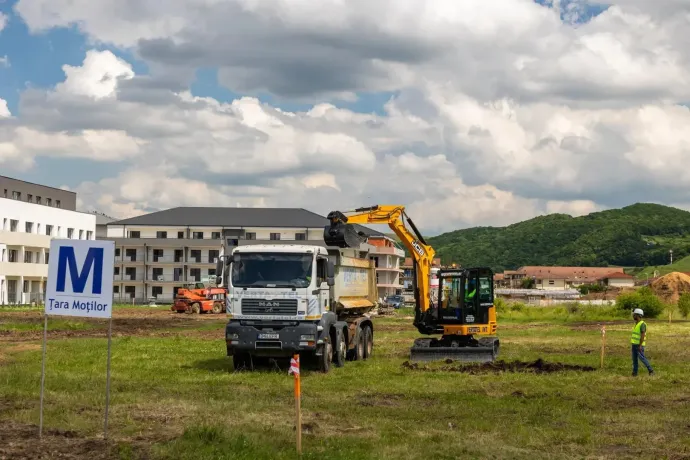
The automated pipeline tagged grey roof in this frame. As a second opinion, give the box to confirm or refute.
[108,206,384,236]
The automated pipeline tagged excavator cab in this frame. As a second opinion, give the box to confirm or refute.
[437,268,493,326]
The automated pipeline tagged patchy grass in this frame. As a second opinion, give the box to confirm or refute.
[1,306,690,459]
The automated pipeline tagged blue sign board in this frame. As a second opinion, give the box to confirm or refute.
[45,239,115,318]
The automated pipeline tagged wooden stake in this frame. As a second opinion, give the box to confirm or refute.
[600,325,606,369]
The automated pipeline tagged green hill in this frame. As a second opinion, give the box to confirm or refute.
[426,203,690,273]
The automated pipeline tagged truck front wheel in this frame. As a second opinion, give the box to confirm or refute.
[318,338,332,373]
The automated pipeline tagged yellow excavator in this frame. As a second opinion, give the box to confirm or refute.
[323,205,499,362]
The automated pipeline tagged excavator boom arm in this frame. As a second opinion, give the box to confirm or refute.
[325,205,435,314]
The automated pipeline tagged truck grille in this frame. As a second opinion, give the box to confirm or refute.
[241,298,298,316]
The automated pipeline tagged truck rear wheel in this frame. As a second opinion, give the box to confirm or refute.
[233,352,250,371]
[212,301,223,314]
[333,328,346,368]
[363,326,373,360]
[353,327,365,361]
[190,302,201,314]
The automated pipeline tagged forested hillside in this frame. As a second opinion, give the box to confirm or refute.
[425,203,690,272]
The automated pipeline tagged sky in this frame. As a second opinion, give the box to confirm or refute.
[1,0,690,235]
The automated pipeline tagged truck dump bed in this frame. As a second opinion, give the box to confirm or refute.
[328,247,377,316]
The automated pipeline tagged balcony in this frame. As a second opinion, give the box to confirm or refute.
[147,256,185,264]
[371,246,405,257]
[186,256,217,264]
[115,273,146,281]
[146,275,185,283]
[0,261,49,278]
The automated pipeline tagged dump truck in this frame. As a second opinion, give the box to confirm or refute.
[215,243,378,372]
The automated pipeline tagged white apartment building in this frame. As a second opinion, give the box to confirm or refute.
[105,206,383,303]
[0,195,96,305]
[366,235,405,299]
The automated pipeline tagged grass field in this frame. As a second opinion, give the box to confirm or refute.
[2,304,690,459]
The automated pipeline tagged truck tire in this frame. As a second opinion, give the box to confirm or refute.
[191,302,201,314]
[212,301,223,314]
[333,328,346,368]
[233,352,250,371]
[318,338,332,373]
[354,326,365,361]
[363,326,373,360]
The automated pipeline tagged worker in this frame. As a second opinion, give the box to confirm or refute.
[631,308,655,376]
[464,278,476,303]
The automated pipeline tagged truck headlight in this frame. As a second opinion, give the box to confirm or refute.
[227,333,239,340]
[300,334,315,341]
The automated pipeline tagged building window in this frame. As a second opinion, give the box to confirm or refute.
[25,222,33,233]
[178,231,185,239]
[115,248,121,257]
[87,231,93,240]
[12,191,20,200]
[156,231,167,239]
[113,286,119,294]
[9,220,17,232]
[245,232,256,240]
[548,280,555,285]
[9,249,18,262]
[192,232,203,239]
[208,268,216,276]
[270,233,280,240]
[114,267,120,276]
[295,233,306,240]
[67,228,74,239]
[211,232,221,240]
[45,224,52,236]
[190,250,201,263]
[128,230,140,238]
[45,252,49,264]
[209,250,219,263]
[125,249,137,261]
[46,198,52,206]
[24,251,33,263]
[27,194,33,203]
[56,200,61,208]
[152,286,163,298]
[190,268,201,282]
[3,189,6,198]
[23,280,29,293]
[79,230,84,239]
[36,196,42,204]
[124,286,135,298]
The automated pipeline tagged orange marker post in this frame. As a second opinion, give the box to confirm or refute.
[289,354,302,454]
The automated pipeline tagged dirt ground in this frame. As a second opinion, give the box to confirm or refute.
[401,358,596,374]
[0,307,226,344]
[0,307,223,460]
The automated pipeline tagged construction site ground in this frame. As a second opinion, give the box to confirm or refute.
[1,305,690,460]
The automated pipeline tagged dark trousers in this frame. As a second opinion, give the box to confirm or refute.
[632,344,653,375]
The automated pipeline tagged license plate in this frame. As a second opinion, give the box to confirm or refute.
[468,327,480,333]
[258,333,279,340]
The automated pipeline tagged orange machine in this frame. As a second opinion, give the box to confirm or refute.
[171,283,227,314]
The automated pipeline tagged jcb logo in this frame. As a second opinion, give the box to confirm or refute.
[411,240,424,256]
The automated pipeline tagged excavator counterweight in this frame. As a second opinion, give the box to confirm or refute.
[323,205,499,363]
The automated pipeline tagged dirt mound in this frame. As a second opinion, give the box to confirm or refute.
[401,358,596,374]
[650,272,690,304]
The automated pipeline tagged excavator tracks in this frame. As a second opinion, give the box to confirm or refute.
[409,337,500,363]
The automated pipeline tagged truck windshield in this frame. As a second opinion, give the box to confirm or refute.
[231,253,313,288]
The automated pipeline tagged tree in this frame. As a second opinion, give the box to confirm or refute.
[678,293,690,319]
[616,287,664,318]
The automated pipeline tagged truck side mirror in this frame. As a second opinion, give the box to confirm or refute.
[215,257,224,279]
[326,260,335,286]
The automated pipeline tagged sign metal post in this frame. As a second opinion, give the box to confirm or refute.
[41,239,115,440]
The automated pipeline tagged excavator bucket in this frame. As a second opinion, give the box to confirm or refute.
[409,337,499,363]
[323,213,367,248]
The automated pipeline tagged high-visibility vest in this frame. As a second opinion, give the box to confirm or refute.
[631,320,647,346]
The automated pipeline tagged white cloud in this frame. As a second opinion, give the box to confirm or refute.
[6,1,690,234]
[0,98,10,118]
[0,55,9,68]
[0,13,7,33]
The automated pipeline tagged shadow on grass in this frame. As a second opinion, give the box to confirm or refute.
[189,357,291,374]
